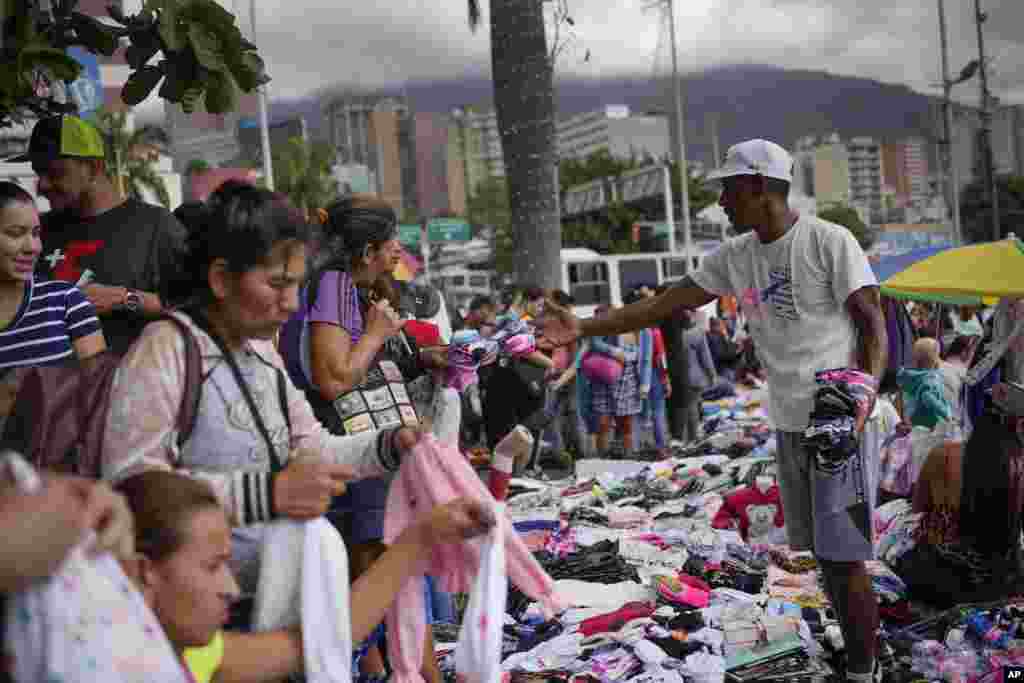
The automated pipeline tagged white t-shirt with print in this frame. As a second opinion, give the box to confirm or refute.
[690,214,877,431]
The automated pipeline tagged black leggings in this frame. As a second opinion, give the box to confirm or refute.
[482,365,544,450]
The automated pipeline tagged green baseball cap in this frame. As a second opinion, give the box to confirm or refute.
[7,115,106,163]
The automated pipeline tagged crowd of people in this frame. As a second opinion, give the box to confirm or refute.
[1,115,1023,683]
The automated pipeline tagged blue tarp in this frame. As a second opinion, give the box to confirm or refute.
[872,246,951,283]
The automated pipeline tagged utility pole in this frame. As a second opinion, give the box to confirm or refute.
[938,0,963,245]
[250,0,275,191]
[974,0,999,241]
[665,0,692,264]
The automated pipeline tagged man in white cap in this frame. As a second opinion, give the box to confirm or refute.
[544,139,888,683]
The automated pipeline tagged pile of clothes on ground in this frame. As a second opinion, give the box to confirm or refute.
[430,387,1024,683]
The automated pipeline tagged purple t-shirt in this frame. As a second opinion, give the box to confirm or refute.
[281,270,363,392]
[279,269,392,543]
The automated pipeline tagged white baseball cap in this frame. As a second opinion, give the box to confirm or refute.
[705,139,794,185]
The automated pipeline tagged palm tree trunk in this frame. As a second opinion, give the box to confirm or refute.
[490,0,561,289]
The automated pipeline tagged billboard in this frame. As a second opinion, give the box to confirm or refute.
[871,227,954,258]
[66,48,103,117]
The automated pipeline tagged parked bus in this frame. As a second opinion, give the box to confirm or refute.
[562,242,721,318]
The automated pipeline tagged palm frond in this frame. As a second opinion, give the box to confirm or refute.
[127,162,170,208]
[130,124,171,150]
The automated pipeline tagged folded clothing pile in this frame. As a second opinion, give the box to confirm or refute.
[803,368,878,474]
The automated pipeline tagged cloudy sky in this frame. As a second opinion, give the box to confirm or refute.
[130,0,1024,108]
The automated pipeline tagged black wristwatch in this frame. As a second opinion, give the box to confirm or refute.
[122,288,144,314]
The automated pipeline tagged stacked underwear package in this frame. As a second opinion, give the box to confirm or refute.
[802,367,878,545]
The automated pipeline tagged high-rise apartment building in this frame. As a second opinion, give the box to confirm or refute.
[813,134,851,208]
[556,105,671,162]
[446,135,468,217]
[992,104,1024,177]
[166,94,260,173]
[413,113,450,219]
[322,93,417,214]
[847,137,884,219]
[882,138,930,208]
[448,105,505,202]
[943,101,981,194]
[792,136,818,197]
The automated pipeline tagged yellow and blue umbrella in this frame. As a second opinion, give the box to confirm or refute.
[881,237,1024,305]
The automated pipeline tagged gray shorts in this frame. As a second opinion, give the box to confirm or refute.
[775,428,879,562]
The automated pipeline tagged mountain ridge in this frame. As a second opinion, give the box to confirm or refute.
[271,64,943,168]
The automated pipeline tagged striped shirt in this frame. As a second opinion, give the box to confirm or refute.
[0,277,101,370]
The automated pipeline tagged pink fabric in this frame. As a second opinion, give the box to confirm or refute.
[383,435,566,683]
[503,334,536,357]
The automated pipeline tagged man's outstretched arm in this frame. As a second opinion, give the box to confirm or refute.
[579,276,717,337]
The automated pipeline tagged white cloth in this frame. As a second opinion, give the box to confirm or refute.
[430,386,462,446]
[253,519,352,683]
[1,453,189,683]
[679,652,726,683]
[501,633,584,673]
[633,640,669,667]
[551,580,656,609]
[455,503,507,683]
[691,215,877,431]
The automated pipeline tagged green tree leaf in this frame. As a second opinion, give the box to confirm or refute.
[187,22,225,71]
[158,61,187,101]
[121,64,163,104]
[203,70,236,114]
[183,0,238,34]
[270,136,339,213]
[818,204,875,250]
[20,45,82,81]
[231,52,266,92]
[157,0,183,51]
[125,29,161,69]
[69,12,119,55]
[185,158,210,175]
[181,85,203,113]
[960,175,1024,243]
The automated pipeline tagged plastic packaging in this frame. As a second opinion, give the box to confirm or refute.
[910,639,946,679]
[966,612,1011,650]
[944,627,966,651]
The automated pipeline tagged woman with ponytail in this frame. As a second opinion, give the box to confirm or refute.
[279,194,449,683]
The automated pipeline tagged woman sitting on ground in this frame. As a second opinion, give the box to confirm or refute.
[899,385,1024,605]
[118,470,494,683]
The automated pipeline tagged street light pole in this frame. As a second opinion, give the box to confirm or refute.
[250,0,275,191]
[938,0,963,245]
[665,0,692,264]
[974,0,999,241]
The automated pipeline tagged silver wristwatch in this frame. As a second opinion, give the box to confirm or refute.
[122,288,144,314]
